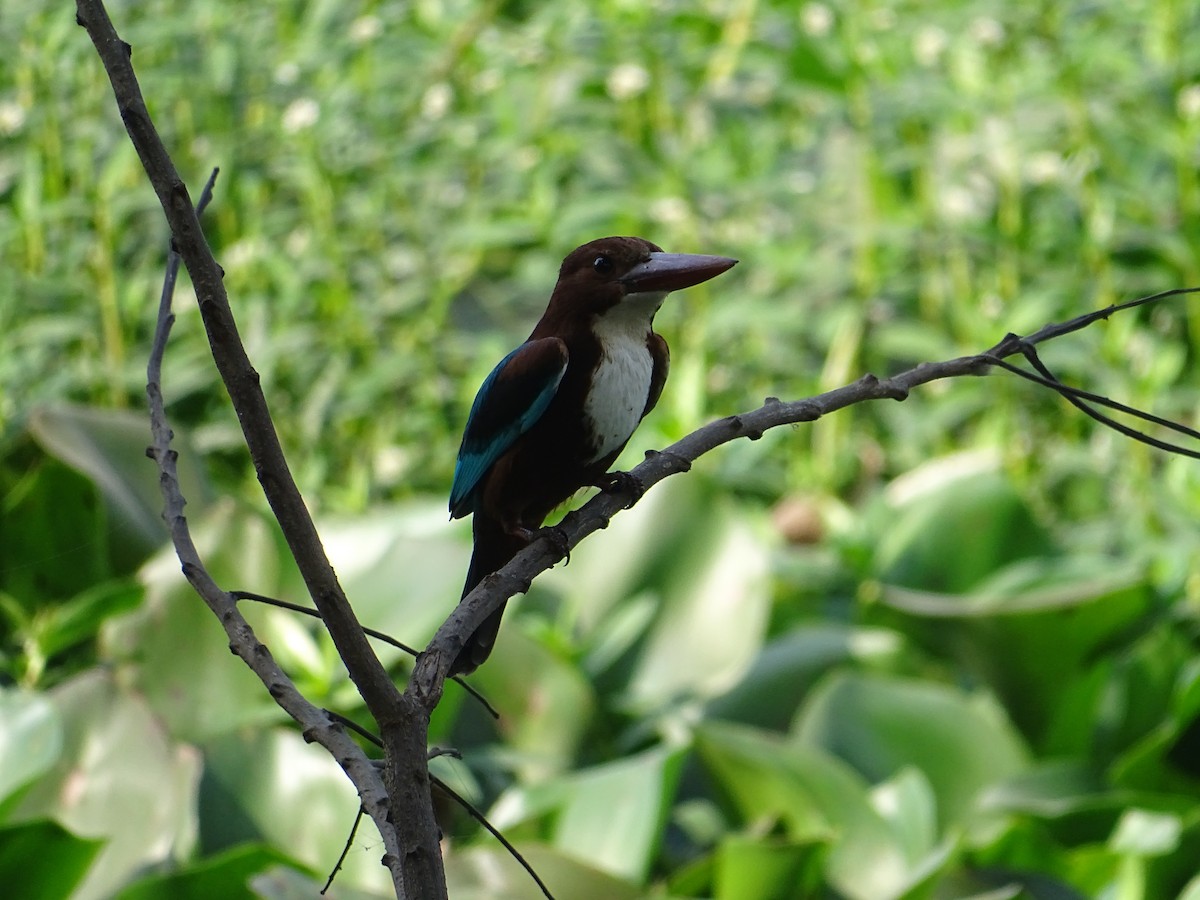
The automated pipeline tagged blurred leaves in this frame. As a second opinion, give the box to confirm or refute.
[0,820,102,900]
[3,0,1200,896]
[7,671,201,900]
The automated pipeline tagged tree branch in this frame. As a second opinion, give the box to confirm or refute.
[143,170,403,887]
[76,1,445,896]
[411,290,1200,703]
[74,0,396,727]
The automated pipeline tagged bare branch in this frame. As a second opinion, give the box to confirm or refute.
[75,0,397,726]
[76,1,445,895]
[142,169,401,880]
[414,291,1200,701]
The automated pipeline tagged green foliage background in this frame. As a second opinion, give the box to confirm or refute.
[2,0,1200,897]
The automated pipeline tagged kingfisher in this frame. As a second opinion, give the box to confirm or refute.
[447,236,737,675]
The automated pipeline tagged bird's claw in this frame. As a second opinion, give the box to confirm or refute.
[596,470,645,508]
[540,524,571,566]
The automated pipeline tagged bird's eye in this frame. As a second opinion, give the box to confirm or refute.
[593,256,614,275]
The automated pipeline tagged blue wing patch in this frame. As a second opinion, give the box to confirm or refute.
[449,338,568,518]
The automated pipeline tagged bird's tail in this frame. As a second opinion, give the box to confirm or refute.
[449,515,526,676]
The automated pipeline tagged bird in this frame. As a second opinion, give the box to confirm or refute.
[447,236,737,675]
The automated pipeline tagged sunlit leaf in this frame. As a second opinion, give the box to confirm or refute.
[712,834,826,900]
[467,626,596,782]
[696,721,914,900]
[792,673,1029,832]
[872,453,1053,594]
[445,843,644,900]
[198,728,392,895]
[9,671,200,900]
[0,688,61,809]
[1109,809,1182,857]
[551,745,687,883]
[104,503,289,743]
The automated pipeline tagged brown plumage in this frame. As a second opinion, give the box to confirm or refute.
[449,237,737,674]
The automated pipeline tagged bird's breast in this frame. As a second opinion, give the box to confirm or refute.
[580,321,655,464]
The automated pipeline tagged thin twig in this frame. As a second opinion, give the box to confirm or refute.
[322,806,365,895]
[233,591,500,719]
[319,711,551,899]
[1012,286,1200,350]
[430,775,557,900]
[986,351,1200,458]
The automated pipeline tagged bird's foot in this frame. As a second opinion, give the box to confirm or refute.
[595,470,645,508]
[538,524,571,566]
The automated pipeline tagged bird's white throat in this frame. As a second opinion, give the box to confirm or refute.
[581,294,664,463]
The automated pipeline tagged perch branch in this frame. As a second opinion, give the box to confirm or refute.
[412,287,1200,703]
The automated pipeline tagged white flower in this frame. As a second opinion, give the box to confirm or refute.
[349,15,382,43]
[800,3,833,37]
[606,63,650,100]
[282,98,319,132]
[913,26,948,68]
[421,83,453,120]
[1178,84,1200,121]
[0,101,26,135]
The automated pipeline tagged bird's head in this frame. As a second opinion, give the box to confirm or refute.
[536,236,737,334]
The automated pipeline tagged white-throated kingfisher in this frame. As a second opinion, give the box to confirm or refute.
[448,236,737,675]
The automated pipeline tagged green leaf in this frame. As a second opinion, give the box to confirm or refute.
[789,38,846,91]
[113,843,303,900]
[551,746,688,884]
[315,502,473,664]
[0,455,111,603]
[870,767,939,864]
[27,405,211,569]
[873,454,1054,594]
[705,624,901,732]
[626,512,771,707]
[446,843,644,900]
[1179,873,1200,900]
[197,728,387,892]
[0,687,61,808]
[468,625,596,781]
[1109,809,1182,857]
[0,820,103,900]
[37,579,143,660]
[8,671,200,900]
[103,504,288,743]
[872,556,1153,747]
[792,673,1029,832]
[247,865,389,900]
[713,834,826,900]
[979,760,1110,820]
[696,721,912,900]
